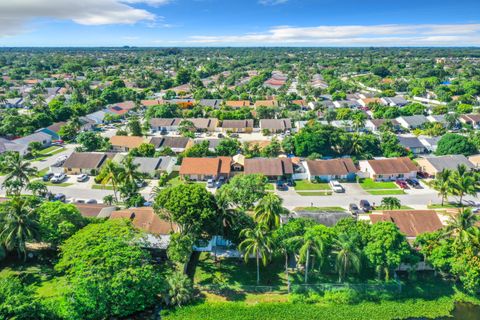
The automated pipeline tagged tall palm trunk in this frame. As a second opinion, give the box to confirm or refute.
[304,247,309,284]
[285,252,290,293]
[256,251,260,285]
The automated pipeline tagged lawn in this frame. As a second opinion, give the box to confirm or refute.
[294,180,331,191]
[265,183,274,191]
[359,179,398,190]
[38,146,63,155]
[297,191,332,196]
[44,182,74,187]
[373,205,413,211]
[92,184,115,190]
[294,206,346,212]
[368,190,406,195]
[427,203,463,209]
[36,168,49,178]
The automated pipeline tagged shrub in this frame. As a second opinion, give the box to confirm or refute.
[322,288,361,305]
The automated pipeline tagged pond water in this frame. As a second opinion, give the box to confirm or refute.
[445,303,480,320]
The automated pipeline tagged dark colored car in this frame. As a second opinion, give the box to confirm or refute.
[52,193,66,203]
[349,203,360,215]
[276,181,288,191]
[406,178,421,188]
[416,172,429,179]
[360,200,372,212]
[287,179,296,187]
[395,179,409,189]
[42,172,54,182]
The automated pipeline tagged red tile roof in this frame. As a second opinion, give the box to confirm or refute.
[370,210,443,237]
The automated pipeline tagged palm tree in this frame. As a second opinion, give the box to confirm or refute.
[294,227,327,284]
[118,156,142,187]
[103,195,115,206]
[27,181,48,198]
[253,193,287,230]
[238,226,273,285]
[164,272,194,307]
[428,169,453,206]
[444,208,479,249]
[352,113,366,132]
[0,198,40,260]
[332,233,362,282]
[445,112,459,130]
[381,197,401,210]
[2,153,37,196]
[450,164,477,206]
[101,160,121,202]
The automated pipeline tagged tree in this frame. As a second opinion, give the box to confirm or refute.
[154,183,218,237]
[167,232,194,265]
[163,272,195,307]
[128,116,143,136]
[216,174,267,210]
[444,208,479,249]
[37,202,86,247]
[0,197,40,260]
[254,193,287,230]
[129,143,156,157]
[372,65,390,78]
[429,169,453,206]
[77,131,106,151]
[55,219,163,320]
[365,222,411,281]
[26,180,48,198]
[238,226,273,285]
[332,233,362,282]
[1,153,37,196]
[99,160,121,202]
[436,133,477,156]
[0,275,45,320]
[380,197,401,210]
[215,138,240,156]
[28,141,42,158]
[261,137,282,157]
[450,164,478,206]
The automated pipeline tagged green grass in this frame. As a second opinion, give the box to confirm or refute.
[44,182,73,187]
[427,203,463,209]
[296,191,332,196]
[359,179,398,190]
[265,183,274,191]
[294,206,345,212]
[38,146,63,155]
[367,190,405,195]
[92,184,115,190]
[373,205,413,211]
[294,181,331,191]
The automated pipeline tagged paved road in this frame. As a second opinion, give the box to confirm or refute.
[32,145,75,171]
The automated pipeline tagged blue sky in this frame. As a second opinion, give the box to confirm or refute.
[0,0,480,46]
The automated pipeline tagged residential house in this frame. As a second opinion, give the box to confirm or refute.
[397,136,427,155]
[149,118,182,133]
[244,157,294,180]
[108,101,137,116]
[109,136,146,152]
[359,157,418,181]
[14,132,52,149]
[254,100,278,108]
[114,155,176,177]
[110,207,178,249]
[332,100,362,109]
[381,96,409,107]
[369,210,443,240]
[418,136,442,153]
[194,138,224,152]
[358,97,384,107]
[199,99,223,109]
[460,114,480,129]
[140,99,163,108]
[1,98,23,108]
[188,118,218,132]
[85,110,108,124]
[259,119,292,133]
[149,136,193,153]
[427,115,447,126]
[416,155,475,177]
[304,158,357,182]
[225,100,251,108]
[36,121,66,140]
[365,119,401,132]
[468,154,480,168]
[0,138,28,156]
[179,157,232,181]
[62,152,112,175]
[74,203,116,218]
[220,119,254,133]
[395,115,429,130]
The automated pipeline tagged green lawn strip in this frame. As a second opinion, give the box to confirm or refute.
[373,205,413,211]
[44,182,74,187]
[92,184,115,190]
[38,146,63,155]
[294,206,346,212]
[294,180,331,191]
[367,190,405,195]
[427,203,463,209]
[296,191,332,196]
[36,168,49,177]
[359,178,398,190]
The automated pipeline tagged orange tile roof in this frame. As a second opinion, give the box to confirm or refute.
[110,207,177,235]
[367,157,417,175]
[370,210,443,237]
[225,100,251,108]
[180,157,231,176]
[109,136,146,149]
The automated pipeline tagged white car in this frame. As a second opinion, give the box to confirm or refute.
[77,174,89,182]
[207,179,215,188]
[329,180,345,193]
[51,173,66,184]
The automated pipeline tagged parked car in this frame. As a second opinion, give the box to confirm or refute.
[329,180,345,193]
[52,193,66,202]
[42,172,54,182]
[77,174,89,182]
[406,178,421,188]
[136,180,147,188]
[230,133,239,138]
[215,177,225,188]
[416,172,429,179]
[86,199,97,204]
[51,173,66,184]
[287,179,296,187]
[349,203,360,215]
[360,200,372,212]
[217,133,224,138]
[207,179,215,188]
[395,179,409,189]
[276,180,288,191]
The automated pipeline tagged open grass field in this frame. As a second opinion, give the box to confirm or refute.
[294,181,331,191]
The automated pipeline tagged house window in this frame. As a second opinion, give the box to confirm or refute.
[398,174,404,178]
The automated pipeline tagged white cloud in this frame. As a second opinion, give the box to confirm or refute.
[186,24,480,46]
[0,0,169,36]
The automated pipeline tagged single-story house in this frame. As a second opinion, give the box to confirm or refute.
[365,119,401,132]
[427,115,447,126]
[416,155,475,177]
[188,118,218,132]
[259,119,292,133]
[199,99,223,109]
[0,138,28,156]
[149,118,182,132]
[149,136,193,153]
[194,138,224,152]
[359,157,418,181]
[14,132,52,148]
[358,97,384,107]
[459,114,480,129]
[108,101,137,116]
[304,158,357,182]
[220,119,254,133]
[1,97,23,108]
[468,154,480,168]
[140,99,163,108]
[63,152,112,175]
[369,210,443,240]
[109,136,146,152]
[381,96,409,107]
[397,136,427,155]
[85,110,108,124]
[395,115,428,129]
[110,207,178,249]
[114,155,176,177]
[225,100,251,108]
[418,136,441,153]
[36,121,67,140]
[244,157,294,180]
[333,100,362,109]
[254,100,278,108]
[74,203,116,218]
[179,157,232,181]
